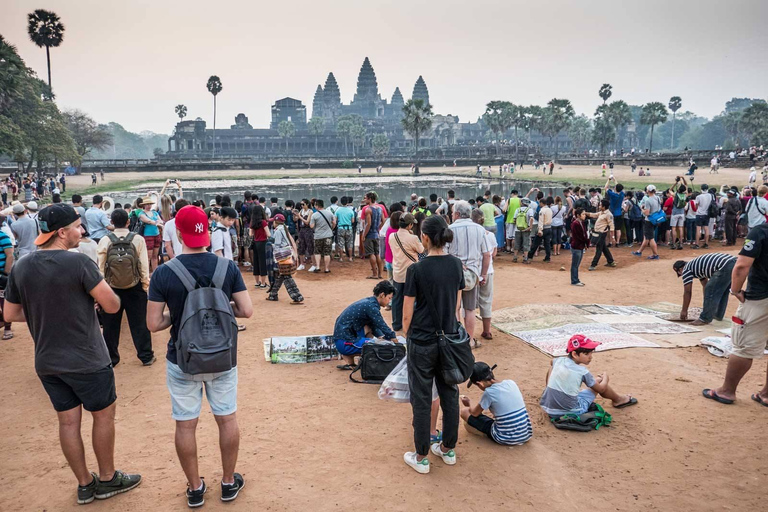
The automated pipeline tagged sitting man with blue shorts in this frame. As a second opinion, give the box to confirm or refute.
[333,280,397,369]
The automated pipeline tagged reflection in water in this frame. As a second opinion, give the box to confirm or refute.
[114,177,566,207]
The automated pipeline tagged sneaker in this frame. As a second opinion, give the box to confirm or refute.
[605,262,617,267]
[631,251,642,256]
[186,478,206,508]
[308,265,317,272]
[242,261,252,267]
[430,443,457,465]
[702,243,709,249]
[95,470,142,500]
[691,244,699,249]
[522,259,531,264]
[572,282,586,287]
[142,356,156,366]
[403,452,430,474]
[297,264,305,271]
[647,255,660,260]
[77,473,98,505]
[588,266,596,271]
[221,473,245,502]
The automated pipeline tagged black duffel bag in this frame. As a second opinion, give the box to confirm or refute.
[349,343,406,384]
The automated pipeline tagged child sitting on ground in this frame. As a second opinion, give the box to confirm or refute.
[460,362,533,445]
[540,335,638,418]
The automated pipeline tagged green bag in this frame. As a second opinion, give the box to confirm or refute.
[550,403,612,432]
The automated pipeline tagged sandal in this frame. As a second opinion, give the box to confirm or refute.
[366,276,379,280]
[470,338,483,349]
[751,393,768,407]
[702,388,734,404]
[237,324,247,332]
[290,300,305,305]
[614,396,638,409]
[266,296,278,301]
[480,332,493,340]
[336,364,357,371]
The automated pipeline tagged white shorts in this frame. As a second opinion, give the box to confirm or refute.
[505,223,516,239]
[670,214,685,227]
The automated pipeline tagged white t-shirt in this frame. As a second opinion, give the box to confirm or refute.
[695,193,712,217]
[162,218,182,257]
[210,222,233,260]
[484,231,497,275]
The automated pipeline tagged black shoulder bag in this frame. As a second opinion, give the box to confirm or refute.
[349,343,406,384]
[417,266,475,386]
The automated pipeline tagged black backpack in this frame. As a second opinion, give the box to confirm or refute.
[349,343,406,384]
[550,403,612,432]
[707,196,720,218]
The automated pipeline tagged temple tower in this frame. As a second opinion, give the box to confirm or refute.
[312,84,324,119]
[322,72,341,121]
[412,75,430,106]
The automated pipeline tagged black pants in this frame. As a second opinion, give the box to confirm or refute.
[392,281,405,331]
[631,220,643,244]
[528,228,552,261]
[252,240,268,276]
[725,215,738,245]
[407,340,459,456]
[590,232,614,267]
[101,284,154,365]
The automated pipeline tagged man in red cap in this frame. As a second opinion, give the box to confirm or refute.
[4,204,142,504]
[539,334,638,418]
[147,205,253,507]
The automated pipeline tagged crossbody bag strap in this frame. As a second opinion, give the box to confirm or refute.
[394,233,417,263]
[319,210,334,231]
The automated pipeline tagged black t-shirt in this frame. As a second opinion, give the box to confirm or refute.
[148,253,247,364]
[403,255,465,343]
[5,250,110,375]
[740,224,768,300]
[428,203,440,215]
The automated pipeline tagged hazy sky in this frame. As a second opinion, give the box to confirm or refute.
[3,0,766,134]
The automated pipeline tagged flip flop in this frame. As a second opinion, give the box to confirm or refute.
[751,394,768,407]
[237,324,246,332]
[702,388,734,404]
[336,364,356,371]
[366,276,378,280]
[290,300,304,305]
[614,396,638,409]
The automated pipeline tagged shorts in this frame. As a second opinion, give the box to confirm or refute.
[314,237,333,256]
[477,273,494,318]
[38,365,117,412]
[730,297,768,359]
[670,214,685,227]
[484,225,497,234]
[695,216,710,227]
[613,216,624,231]
[505,223,516,239]
[364,238,379,257]
[335,335,370,356]
[337,227,354,250]
[144,234,161,251]
[466,413,495,440]
[461,286,478,311]
[642,220,655,240]
[166,360,238,421]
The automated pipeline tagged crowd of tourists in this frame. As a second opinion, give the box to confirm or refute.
[1,167,767,505]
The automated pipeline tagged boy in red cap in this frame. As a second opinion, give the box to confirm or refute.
[539,334,638,418]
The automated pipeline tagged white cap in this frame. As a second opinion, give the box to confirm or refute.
[27,201,39,211]
[646,185,656,193]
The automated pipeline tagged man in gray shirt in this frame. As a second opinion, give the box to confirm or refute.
[84,195,113,243]
[310,199,336,273]
[10,203,38,258]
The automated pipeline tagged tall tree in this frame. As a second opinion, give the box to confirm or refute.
[336,114,362,157]
[175,104,187,123]
[525,105,544,145]
[277,120,295,153]
[592,107,616,154]
[307,116,325,153]
[606,100,632,150]
[63,109,113,164]
[482,100,513,155]
[567,115,592,153]
[27,9,64,93]
[541,98,575,159]
[401,99,433,172]
[372,133,390,158]
[509,104,528,162]
[668,96,682,149]
[640,102,669,153]
[206,75,222,158]
[598,83,613,105]
[741,102,768,145]
[350,123,367,157]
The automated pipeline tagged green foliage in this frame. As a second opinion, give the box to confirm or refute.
[598,84,612,104]
[206,76,222,96]
[341,160,353,168]
[371,133,390,157]
[724,97,765,114]
[677,118,727,150]
[278,120,295,153]
[591,108,615,151]
[668,96,682,113]
[63,109,113,159]
[741,102,768,145]
[541,98,575,157]
[175,104,187,121]
[401,99,433,164]
[89,123,167,159]
[568,115,592,152]
[483,101,513,141]
[640,102,669,152]
[336,114,363,156]
[308,116,325,152]
[350,123,367,156]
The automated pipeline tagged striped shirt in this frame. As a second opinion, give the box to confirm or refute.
[0,230,11,273]
[681,253,737,286]
[446,218,491,276]
[479,380,533,445]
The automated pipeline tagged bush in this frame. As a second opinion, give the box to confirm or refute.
[341,160,353,168]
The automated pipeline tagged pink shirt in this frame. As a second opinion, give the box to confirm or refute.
[384,226,398,263]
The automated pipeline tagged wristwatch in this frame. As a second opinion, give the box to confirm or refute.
[729,288,742,296]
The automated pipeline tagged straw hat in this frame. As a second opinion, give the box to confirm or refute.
[141,196,156,205]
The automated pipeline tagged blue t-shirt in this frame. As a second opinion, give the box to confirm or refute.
[0,230,12,273]
[140,210,161,237]
[606,189,624,217]
[539,357,597,416]
[479,380,533,445]
[335,206,355,228]
[148,253,246,364]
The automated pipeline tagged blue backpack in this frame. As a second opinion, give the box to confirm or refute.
[629,200,643,221]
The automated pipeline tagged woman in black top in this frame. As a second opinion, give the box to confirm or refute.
[402,215,464,473]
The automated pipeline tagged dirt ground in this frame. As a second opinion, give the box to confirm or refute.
[0,237,765,512]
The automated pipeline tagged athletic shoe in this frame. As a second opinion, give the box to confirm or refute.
[77,473,98,505]
[605,262,617,267]
[647,255,660,260]
[221,473,245,502]
[572,282,585,287]
[308,265,317,272]
[631,251,642,256]
[702,243,709,249]
[242,262,252,267]
[94,470,142,500]
[691,244,699,249]
[588,266,596,271]
[186,478,206,508]
[142,356,156,366]
[430,443,457,465]
[403,452,430,474]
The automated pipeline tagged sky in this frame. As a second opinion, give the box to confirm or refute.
[3,0,767,135]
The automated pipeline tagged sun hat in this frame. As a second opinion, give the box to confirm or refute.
[11,204,25,215]
[141,196,156,205]
[34,204,80,246]
[566,334,601,354]
[174,205,210,248]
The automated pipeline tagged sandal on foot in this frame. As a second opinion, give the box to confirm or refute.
[290,300,304,305]
[702,388,734,404]
[614,396,638,409]
[480,332,493,340]
[266,297,278,301]
[237,324,246,332]
[2,332,13,340]
[470,338,483,349]
[366,276,379,280]
[336,364,357,371]
[751,393,768,407]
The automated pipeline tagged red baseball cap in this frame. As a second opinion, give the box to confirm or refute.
[174,205,210,248]
[566,334,601,353]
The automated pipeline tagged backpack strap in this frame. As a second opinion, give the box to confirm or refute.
[165,257,197,293]
[107,232,119,244]
[211,256,229,290]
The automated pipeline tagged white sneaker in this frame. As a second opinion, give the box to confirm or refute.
[243,261,252,267]
[403,452,430,474]
[297,264,305,271]
[430,443,457,465]
[308,265,317,272]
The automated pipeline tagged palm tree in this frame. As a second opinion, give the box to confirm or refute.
[525,105,544,146]
[401,99,433,172]
[598,83,612,105]
[640,102,669,153]
[350,124,367,157]
[606,100,632,150]
[308,117,325,153]
[668,96,682,149]
[175,104,187,123]
[509,104,528,163]
[27,9,65,92]
[567,115,592,153]
[541,98,575,159]
[206,76,222,158]
[277,120,295,153]
[482,101,512,156]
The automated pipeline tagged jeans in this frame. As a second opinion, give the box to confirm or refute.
[528,228,552,260]
[570,248,584,284]
[407,340,459,456]
[725,215,738,245]
[590,232,614,267]
[631,220,644,244]
[101,283,154,365]
[392,281,405,330]
[685,218,697,242]
[700,260,735,323]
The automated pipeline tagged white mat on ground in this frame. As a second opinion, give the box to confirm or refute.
[587,314,701,334]
[510,323,660,357]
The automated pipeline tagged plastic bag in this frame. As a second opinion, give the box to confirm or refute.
[378,358,439,402]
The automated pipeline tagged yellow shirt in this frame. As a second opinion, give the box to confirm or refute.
[97,228,150,292]
[592,210,615,234]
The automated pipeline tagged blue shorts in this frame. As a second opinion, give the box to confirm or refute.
[335,337,370,356]
[574,389,596,414]
[166,360,238,421]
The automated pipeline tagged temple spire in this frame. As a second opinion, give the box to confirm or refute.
[412,75,430,106]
